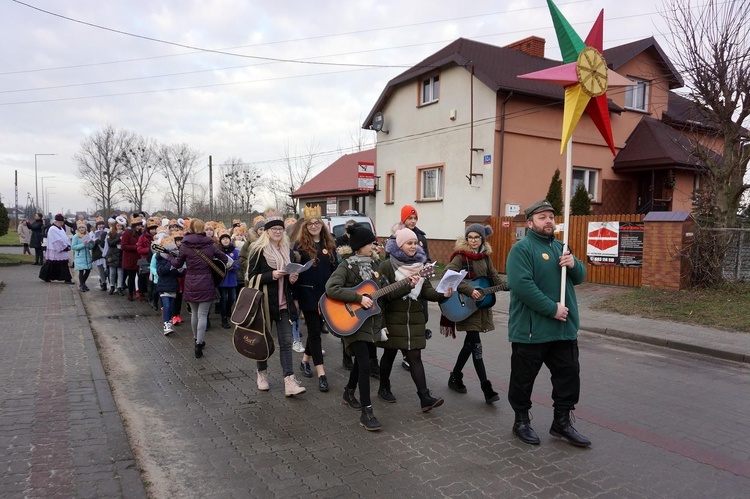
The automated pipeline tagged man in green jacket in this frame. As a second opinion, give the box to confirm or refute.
[506,200,591,448]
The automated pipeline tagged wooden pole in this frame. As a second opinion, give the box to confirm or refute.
[560,136,573,306]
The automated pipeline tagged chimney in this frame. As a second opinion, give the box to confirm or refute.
[504,36,545,58]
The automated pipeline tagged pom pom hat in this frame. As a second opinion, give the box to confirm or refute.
[465,224,493,242]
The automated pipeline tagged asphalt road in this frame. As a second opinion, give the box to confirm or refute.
[84,288,750,498]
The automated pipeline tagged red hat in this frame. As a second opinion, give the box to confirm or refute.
[400,205,418,223]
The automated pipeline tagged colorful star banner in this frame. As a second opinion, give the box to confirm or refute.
[518,1,634,155]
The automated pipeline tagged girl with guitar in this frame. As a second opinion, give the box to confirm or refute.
[323,224,383,431]
[442,224,506,404]
[377,228,452,412]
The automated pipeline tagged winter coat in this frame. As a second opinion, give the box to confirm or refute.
[155,254,183,294]
[324,253,384,353]
[91,230,107,261]
[219,246,240,288]
[120,229,140,271]
[18,223,31,245]
[106,231,123,268]
[445,238,504,333]
[506,228,586,344]
[71,233,94,270]
[377,259,442,351]
[246,248,298,322]
[136,232,154,259]
[168,232,228,303]
[26,219,43,248]
[292,240,337,312]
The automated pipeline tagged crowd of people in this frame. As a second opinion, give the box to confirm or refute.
[25,200,591,445]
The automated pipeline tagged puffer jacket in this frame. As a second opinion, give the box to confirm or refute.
[71,233,94,270]
[377,258,442,351]
[445,237,504,333]
[168,232,228,303]
[156,254,183,294]
[324,252,384,354]
[107,231,123,267]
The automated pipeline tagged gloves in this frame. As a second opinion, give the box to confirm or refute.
[64,246,71,252]
[160,253,169,260]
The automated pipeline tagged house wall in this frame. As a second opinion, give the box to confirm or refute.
[374,65,497,240]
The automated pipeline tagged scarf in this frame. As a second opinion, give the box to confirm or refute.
[388,242,426,300]
[346,254,376,282]
[263,241,290,270]
[393,262,424,300]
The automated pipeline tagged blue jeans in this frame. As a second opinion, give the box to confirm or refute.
[161,295,175,322]
[257,309,293,376]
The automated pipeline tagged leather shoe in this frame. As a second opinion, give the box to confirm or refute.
[318,375,329,392]
[513,411,540,445]
[299,360,313,378]
[550,409,591,447]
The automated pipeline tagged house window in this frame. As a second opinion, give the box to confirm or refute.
[572,168,598,201]
[625,77,649,112]
[421,74,439,105]
[418,165,444,200]
[385,171,395,204]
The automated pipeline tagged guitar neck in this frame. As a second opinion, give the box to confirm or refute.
[370,278,410,300]
[480,284,507,295]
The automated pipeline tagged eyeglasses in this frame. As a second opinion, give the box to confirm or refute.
[268,227,284,232]
[307,221,322,227]
[467,236,482,240]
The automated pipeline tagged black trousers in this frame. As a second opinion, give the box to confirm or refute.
[508,339,580,413]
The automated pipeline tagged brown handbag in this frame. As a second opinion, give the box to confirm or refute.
[231,287,275,361]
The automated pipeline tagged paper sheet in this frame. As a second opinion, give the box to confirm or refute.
[284,259,314,274]
[436,269,467,293]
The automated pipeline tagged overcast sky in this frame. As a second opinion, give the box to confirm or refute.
[0,0,676,217]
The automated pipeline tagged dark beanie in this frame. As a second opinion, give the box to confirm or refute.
[54,213,65,222]
[264,219,284,231]
[347,223,376,251]
[465,224,493,241]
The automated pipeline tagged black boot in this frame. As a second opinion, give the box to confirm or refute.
[513,410,540,445]
[448,371,467,393]
[377,381,396,403]
[221,316,231,329]
[359,405,382,431]
[194,341,205,359]
[342,387,361,410]
[417,389,444,413]
[369,358,380,379]
[299,360,313,378]
[318,375,329,392]
[550,409,591,447]
[481,380,500,404]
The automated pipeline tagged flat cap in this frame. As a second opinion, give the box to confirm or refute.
[524,199,555,219]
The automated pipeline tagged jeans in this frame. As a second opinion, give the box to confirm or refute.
[257,309,293,376]
[108,266,125,289]
[161,295,175,322]
[292,317,301,342]
[188,301,212,344]
[218,287,237,318]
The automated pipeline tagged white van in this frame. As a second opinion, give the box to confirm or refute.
[322,210,375,238]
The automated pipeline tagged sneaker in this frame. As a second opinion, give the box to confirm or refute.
[172,315,182,325]
[257,370,270,391]
[292,340,305,353]
[284,375,306,396]
[163,321,174,336]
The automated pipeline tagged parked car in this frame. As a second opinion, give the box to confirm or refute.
[322,211,375,238]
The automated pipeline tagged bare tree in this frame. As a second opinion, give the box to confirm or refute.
[158,143,201,215]
[74,125,133,215]
[662,0,750,228]
[269,140,321,216]
[217,157,263,220]
[116,136,160,213]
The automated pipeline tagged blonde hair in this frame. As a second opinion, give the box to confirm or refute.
[188,218,205,234]
[248,227,290,259]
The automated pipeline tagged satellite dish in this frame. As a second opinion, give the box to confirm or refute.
[371,112,388,134]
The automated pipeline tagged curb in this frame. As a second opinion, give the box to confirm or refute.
[581,325,750,364]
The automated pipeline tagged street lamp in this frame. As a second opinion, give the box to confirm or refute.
[34,153,56,212]
[40,176,55,215]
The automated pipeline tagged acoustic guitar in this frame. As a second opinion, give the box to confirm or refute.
[439,276,508,322]
[319,263,435,337]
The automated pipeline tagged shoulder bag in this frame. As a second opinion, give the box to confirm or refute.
[230,286,275,361]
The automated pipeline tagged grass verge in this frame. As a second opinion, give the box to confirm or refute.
[0,253,35,265]
[591,282,750,332]
[0,231,21,246]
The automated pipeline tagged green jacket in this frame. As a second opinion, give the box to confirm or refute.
[376,261,443,351]
[445,238,505,333]
[506,229,586,344]
[324,256,384,353]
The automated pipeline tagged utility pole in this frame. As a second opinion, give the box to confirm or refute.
[209,155,213,221]
[14,170,19,227]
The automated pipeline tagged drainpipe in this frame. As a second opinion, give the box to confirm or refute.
[468,64,475,183]
[497,91,513,216]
